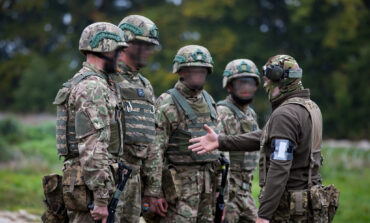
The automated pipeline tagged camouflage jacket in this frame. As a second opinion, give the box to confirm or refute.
[216,95,259,173]
[68,62,117,206]
[114,62,162,197]
[154,80,220,164]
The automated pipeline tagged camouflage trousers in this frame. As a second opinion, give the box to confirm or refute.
[114,161,142,223]
[160,163,218,223]
[225,170,257,223]
[67,210,94,223]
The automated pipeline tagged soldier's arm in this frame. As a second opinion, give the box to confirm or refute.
[72,78,115,207]
[257,109,299,220]
[216,106,232,135]
[142,94,172,197]
[218,130,262,151]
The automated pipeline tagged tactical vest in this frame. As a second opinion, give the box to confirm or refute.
[217,100,259,171]
[166,88,220,164]
[112,73,156,158]
[54,72,122,159]
[259,97,322,187]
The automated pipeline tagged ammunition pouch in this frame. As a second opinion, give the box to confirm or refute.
[230,171,252,196]
[310,184,339,223]
[41,174,68,223]
[289,190,309,217]
[62,164,92,212]
[162,166,180,205]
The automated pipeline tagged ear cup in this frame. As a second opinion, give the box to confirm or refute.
[265,65,283,82]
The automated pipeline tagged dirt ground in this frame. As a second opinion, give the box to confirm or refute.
[0,210,40,223]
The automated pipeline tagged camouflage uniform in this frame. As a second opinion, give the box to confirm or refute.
[155,45,221,223]
[52,22,128,223]
[110,15,162,223]
[217,59,260,223]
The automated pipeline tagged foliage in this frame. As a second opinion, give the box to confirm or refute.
[0,0,369,138]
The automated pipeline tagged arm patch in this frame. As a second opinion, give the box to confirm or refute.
[271,139,294,161]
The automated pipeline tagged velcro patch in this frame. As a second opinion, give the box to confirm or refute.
[137,89,145,97]
[271,139,294,161]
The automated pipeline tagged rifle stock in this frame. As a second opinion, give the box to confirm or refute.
[214,154,229,223]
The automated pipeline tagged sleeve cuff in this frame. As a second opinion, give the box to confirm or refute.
[93,188,110,207]
[143,187,161,198]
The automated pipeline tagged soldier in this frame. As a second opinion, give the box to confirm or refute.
[111,15,166,222]
[52,22,128,223]
[216,59,260,223]
[189,55,339,222]
[154,45,221,222]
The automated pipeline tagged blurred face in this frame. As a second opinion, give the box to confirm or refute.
[121,40,155,69]
[263,76,280,100]
[102,50,120,73]
[178,67,208,90]
[228,77,257,100]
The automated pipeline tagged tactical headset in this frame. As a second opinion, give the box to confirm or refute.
[263,65,302,82]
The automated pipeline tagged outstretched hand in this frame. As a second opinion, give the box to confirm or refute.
[188,124,219,154]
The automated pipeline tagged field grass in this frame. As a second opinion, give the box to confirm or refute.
[0,118,369,222]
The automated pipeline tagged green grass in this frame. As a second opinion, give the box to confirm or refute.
[0,118,369,222]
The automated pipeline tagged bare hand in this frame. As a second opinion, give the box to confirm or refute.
[156,198,168,216]
[142,197,168,216]
[90,205,108,223]
[188,124,219,154]
[256,217,270,223]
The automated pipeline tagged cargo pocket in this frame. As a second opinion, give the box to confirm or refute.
[42,174,68,222]
[162,166,180,205]
[62,164,92,211]
[309,185,330,223]
[327,184,340,222]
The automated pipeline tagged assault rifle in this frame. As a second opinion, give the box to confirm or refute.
[88,161,132,223]
[214,154,229,223]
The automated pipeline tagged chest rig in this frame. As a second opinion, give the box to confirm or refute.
[259,97,322,187]
[111,73,156,159]
[54,72,122,159]
[217,100,259,171]
[166,88,220,164]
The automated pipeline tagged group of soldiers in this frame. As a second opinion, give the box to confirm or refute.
[42,14,339,223]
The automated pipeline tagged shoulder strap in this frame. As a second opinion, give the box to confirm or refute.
[282,97,322,188]
[62,72,107,89]
[202,90,217,120]
[138,73,148,87]
[217,100,245,120]
[167,88,197,123]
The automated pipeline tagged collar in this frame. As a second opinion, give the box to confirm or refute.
[226,95,248,113]
[271,89,311,110]
[83,62,106,74]
[174,80,203,101]
[117,61,140,79]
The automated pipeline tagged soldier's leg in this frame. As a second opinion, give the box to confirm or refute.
[115,169,142,223]
[197,190,214,223]
[224,171,242,223]
[160,168,200,223]
[67,210,94,223]
[238,192,258,223]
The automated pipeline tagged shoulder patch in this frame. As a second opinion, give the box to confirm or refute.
[271,139,294,161]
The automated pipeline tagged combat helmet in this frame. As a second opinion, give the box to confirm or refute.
[79,22,128,54]
[262,55,302,82]
[118,15,160,45]
[173,45,214,74]
[222,59,260,88]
